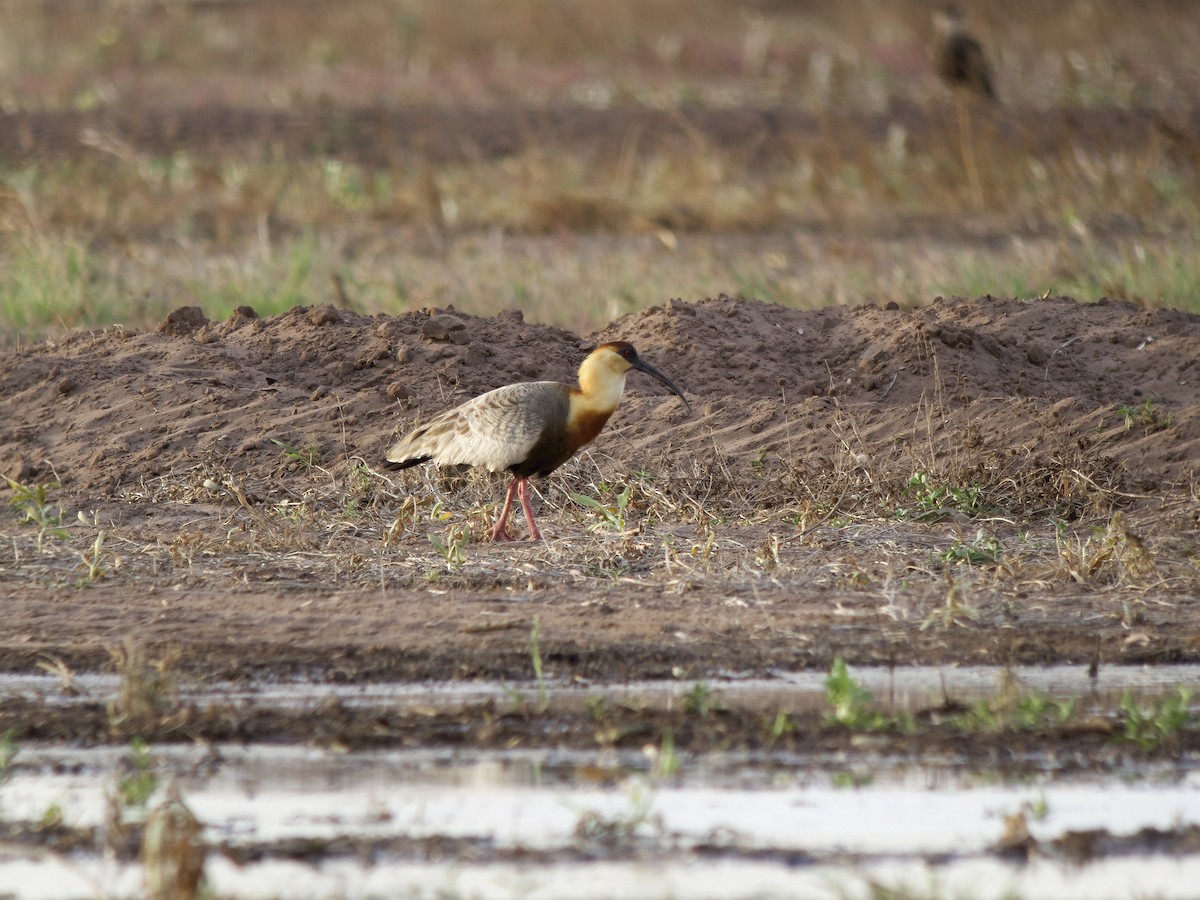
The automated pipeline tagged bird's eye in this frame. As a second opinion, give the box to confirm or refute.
[621,347,636,360]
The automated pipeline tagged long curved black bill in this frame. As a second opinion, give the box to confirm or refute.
[633,358,692,415]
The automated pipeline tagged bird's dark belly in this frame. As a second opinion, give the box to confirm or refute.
[512,410,612,478]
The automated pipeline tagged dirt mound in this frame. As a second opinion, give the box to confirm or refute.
[1,295,1198,503]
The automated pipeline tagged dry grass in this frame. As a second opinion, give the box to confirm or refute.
[1,0,1199,341]
[2,143,1197,342]
[3,0,1198,111]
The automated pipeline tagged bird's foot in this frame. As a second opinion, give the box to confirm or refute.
[491,528,541,542]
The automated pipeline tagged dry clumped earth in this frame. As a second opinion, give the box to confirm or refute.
[1,295,1199,686]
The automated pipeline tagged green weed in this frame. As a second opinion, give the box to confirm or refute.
[900,472,986,521]
[832,770,875,789]
[683,681,725,718]
[527,616,548,714]
[768,710,795,741]
[749,448,768,477]
[77,511,120,583]
[586,695,608,722]
[570,483,633,532]
[119,737,158,809]
[953,693,1077,733]
[188,230,322,321]
[1118,688,1193,751]
[940,531,1003,566]
[428,523,469,566]
[6,478,69,550]
[653,729,680,781]
[39,801,64,829]
[825,657,890,731]
[270,439,323,467]
[1116,397,1172,432]
[0,729,15,787]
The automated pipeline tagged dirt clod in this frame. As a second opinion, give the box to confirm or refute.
[156,306,209,336]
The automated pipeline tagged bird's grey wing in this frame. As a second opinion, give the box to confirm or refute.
[388,382,559,472]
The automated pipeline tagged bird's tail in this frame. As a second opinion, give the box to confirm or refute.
[383,454,431,471]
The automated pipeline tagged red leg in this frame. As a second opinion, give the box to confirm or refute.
[517,478,543,542]
[491,478,520,542]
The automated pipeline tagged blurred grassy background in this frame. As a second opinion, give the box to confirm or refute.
[1,0,1198,343]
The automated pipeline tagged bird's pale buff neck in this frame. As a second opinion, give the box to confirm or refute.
[572,347,630,415]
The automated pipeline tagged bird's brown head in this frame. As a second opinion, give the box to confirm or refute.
[584,342,691,413]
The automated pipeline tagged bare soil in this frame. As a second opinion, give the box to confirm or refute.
[1,293,1198,702]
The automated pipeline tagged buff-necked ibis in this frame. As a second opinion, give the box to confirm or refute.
[384,341,690,541]
[932,5,997,101]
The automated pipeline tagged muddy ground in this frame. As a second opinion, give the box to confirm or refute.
[1,293,1198,699]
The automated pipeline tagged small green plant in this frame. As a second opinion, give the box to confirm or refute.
[831,770,874,789]
[0,729,16,786]
[825,657,889,731]
[1116,398,1172,432]
[78,519,117,583]
[527,616,548,713]
[901,472,986,521]
[768,710,795,741]
[586,695,608,722]
[120,737,158,809]
[570,483,633,532]
[653,729,680,781]
[501,683,527,711]
[40,801,64,829]
[749,448,768,477]
[940,530,1003,566]
[270,439,323,467]
[1026,795,1050,821]
[6,477,69,550]
[683,681,724,717]
[1015,694,1075,729]
[953,693,1077,733]
[428,523,470,566]
[1118,688,1193,751]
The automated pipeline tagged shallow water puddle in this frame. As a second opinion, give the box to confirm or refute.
[3,742,1200,899]
[1,665,1198,898]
